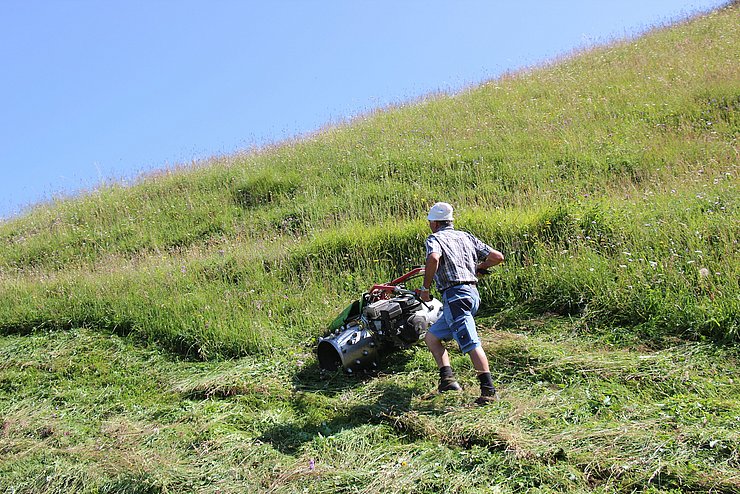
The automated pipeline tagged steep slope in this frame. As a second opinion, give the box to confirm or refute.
[0,5,738,494]
[1,4,736,357]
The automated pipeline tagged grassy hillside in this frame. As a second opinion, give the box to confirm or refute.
[1,4,738,493]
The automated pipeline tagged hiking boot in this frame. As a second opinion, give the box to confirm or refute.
[474,394,498,406]
[474,372,498,405]
[438,378,463,392]
[474,386,498,406]
[437,366,462,392]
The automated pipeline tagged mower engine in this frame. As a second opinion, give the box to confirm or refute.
[317,268,443,373]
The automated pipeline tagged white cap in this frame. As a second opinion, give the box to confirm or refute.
[427,202,454,221]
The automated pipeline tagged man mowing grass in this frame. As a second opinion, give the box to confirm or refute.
[418,202,505,405]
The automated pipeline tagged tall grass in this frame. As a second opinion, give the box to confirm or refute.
[1,180,736,358]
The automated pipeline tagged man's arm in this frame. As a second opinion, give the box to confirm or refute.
[420,252,440,302]
[476,249,504,275]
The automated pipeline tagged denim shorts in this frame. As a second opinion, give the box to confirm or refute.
[428,284,481,354]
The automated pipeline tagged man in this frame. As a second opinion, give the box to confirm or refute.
[418,202,504,405]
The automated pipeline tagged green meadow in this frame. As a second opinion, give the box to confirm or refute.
[1,4,738,493]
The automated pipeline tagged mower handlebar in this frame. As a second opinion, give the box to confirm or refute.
[393,286,434,310]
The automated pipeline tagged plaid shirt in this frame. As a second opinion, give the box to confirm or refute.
[425,225,493,292]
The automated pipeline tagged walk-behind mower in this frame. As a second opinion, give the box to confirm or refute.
[317,267,443,373]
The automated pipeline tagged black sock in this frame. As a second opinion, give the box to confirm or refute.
[477,372,495,394]
[439,366,454,380]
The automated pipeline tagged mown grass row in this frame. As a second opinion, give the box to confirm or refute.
[1,324,737,493]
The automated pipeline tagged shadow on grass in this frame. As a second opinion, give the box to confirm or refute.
[260,346,431,455]
[258,381,416,455]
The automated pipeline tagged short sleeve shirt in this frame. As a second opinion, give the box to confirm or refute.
[425,226,494,292]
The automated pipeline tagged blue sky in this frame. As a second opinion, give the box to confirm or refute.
[0,0,729,220]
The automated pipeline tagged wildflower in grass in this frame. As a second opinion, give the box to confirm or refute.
[699,268,710,278]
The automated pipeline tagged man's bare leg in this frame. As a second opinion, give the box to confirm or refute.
[467,347,489,373]
[425,331,451,368]
[425,332,461,392]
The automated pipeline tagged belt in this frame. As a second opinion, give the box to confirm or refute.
[442,281,477,293]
